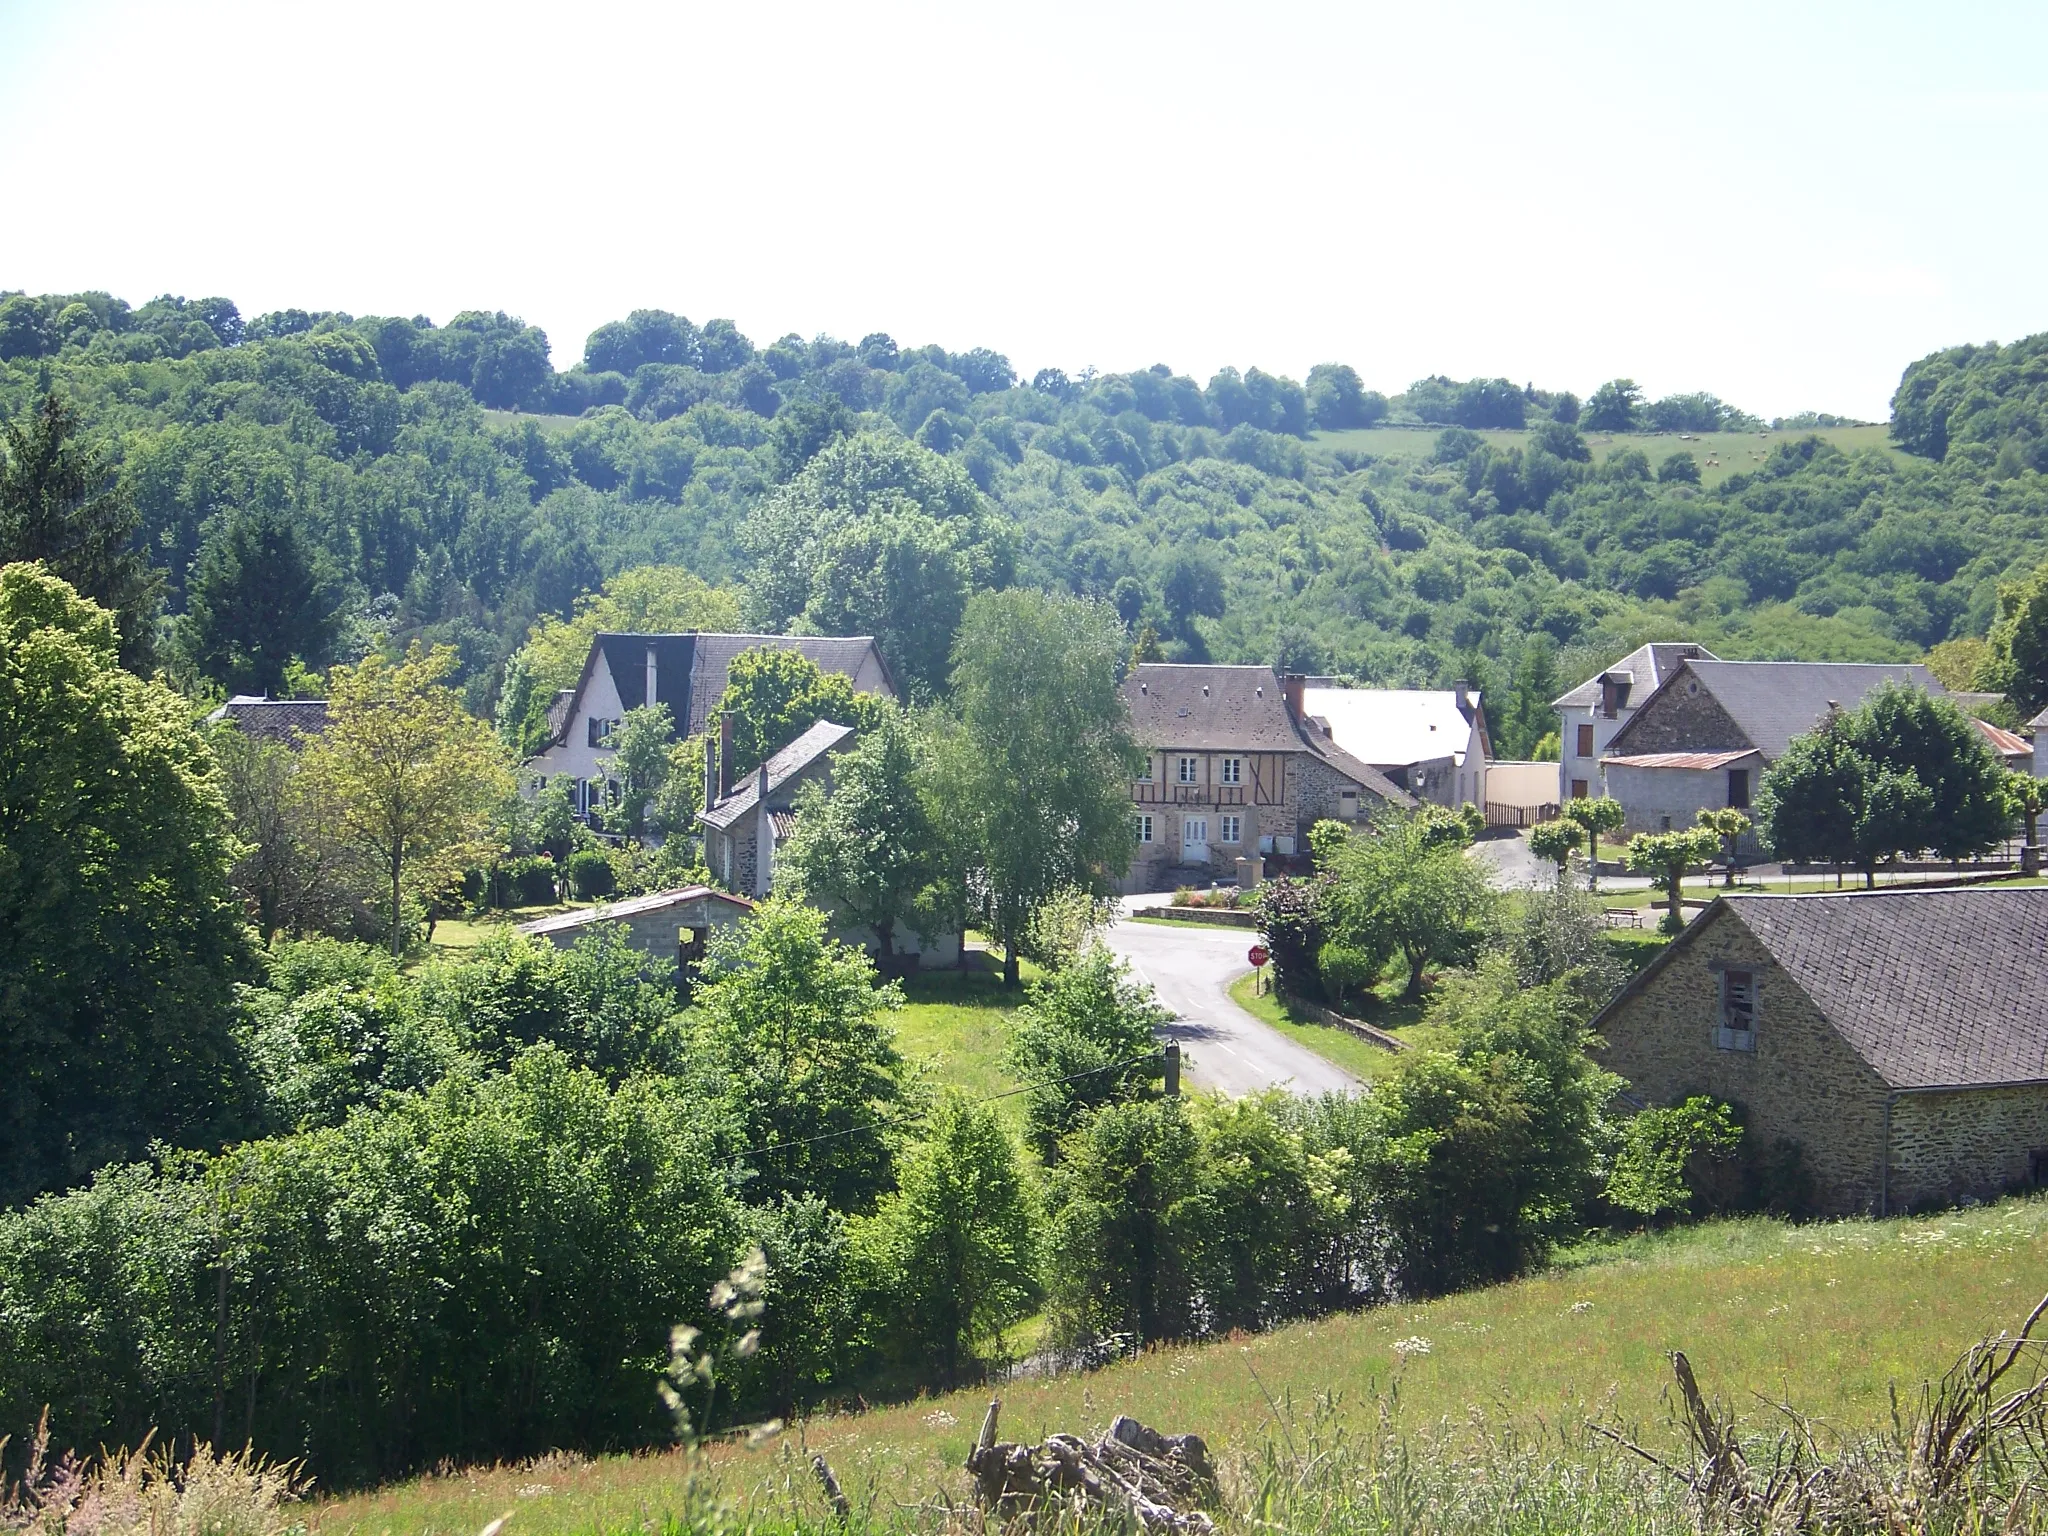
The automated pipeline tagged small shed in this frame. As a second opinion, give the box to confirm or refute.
[517,885,754,985]
[1593,888,2048,1216]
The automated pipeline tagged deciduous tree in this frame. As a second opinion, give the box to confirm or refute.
[1562,795,1626,889]
[298,643,514,952]
[1626,827,1719,930]
[943,590,1140,985]
[0,564,252,1202]
[1322,807,1498,1000]
[0,392,161,669]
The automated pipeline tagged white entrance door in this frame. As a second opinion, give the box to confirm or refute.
[1181,817,1209,864]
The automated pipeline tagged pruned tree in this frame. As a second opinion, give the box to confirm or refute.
[1528,817,1584,881]
[1625,827,1720,931]
[1696,807,1752,888]
[1563,796,1627,889]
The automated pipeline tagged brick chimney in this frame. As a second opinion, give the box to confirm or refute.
[1282,672,1306,720]
[718,712,735,800]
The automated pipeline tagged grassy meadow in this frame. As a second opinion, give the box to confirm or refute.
[307,1194,2048,1536]
[1312,421,1899,488]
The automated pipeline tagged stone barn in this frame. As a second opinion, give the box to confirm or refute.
[517,885,755,989]
[1592,887,2048,1217]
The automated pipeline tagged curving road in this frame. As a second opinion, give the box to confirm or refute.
[1100,916,1359,1098]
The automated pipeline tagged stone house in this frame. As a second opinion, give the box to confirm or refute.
[1551,642,1718,804]
[1593,888,2048,1217]
[1597,658,1947,845]
[698,716,959,966]
[523,632,895,820]
[517,884,754,990]
[1120,665,1413,893]
[1300,683,1492,808]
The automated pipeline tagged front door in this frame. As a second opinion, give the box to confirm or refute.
[1181,817,1209,865]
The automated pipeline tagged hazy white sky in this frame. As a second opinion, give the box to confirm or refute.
[2,1,2042,419]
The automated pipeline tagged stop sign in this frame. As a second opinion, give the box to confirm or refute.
[1248,944,1269,968]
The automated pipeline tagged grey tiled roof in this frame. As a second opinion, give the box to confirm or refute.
[1609,660,1945,760]
[205,696,331,742]
[1123,664,1414,806]
[545,632,892,748]
[1553,642,1717,710]
[2031,705,2048,734]
[1126,665,1306,751]
[1664,891,2048,1090]
[701,719,855,831]
[683,634,893,739]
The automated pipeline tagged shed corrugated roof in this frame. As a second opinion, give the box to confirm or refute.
[1301,686,1478,769]
[1604,749,1761,770]
[1974,718,2032,758]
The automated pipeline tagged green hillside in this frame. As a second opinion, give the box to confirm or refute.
[309,1194,2048,1536]
[5,293,2046,757]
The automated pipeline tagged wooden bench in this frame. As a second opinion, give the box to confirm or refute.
[1605,907,1644,929]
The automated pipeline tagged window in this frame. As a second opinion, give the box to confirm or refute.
[1220,814,1242,844]
[1576,723,1595,758]
[1136,756,1153,782]
[1135,814,1154,843]
[1220,757,1241,785]
[1728,768,1750,809]
[587,716,619,748]
[1571,779,1589,799]
[1718,969,1757,1051]
[1177,756,1199,784]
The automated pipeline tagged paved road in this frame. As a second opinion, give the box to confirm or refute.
[1099,917,1359,1098]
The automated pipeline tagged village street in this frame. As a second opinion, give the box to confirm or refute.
[1100,911,1360,1098]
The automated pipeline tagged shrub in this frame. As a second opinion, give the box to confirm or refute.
[488,853,559,907]
[566,846,616,899]
[1252,874,1331,1001]
[1315,942,1378,1008]
[1007,944,1168,1159]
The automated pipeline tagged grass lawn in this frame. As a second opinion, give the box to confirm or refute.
[1311,421,1898,490]
[891,951,1035,1133]
[308,1194,2048,1536]
[1225,971,1436,1081]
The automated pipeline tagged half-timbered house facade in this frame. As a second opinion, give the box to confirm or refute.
[1120,665,1413,892]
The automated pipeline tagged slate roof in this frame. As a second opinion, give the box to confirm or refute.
[1301,686,1483,769]
[205,696,331,741]
[543,632,893,748]
[1553,642,1718,711]
[1124,665,1415,806]
[1607,659,1946,761]
[1597,889,2048,1091]
[2031,705,2048,734]
[1127,665,1308,751]
[516,885,752,937]
[700,719,855,831]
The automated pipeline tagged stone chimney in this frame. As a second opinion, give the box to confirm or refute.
[645,642,658,715]
[704,728,720,819]
[718,713,735,800]
[1282,673,1306,720]
[754,762,773,897]
[1454,680,1472,717]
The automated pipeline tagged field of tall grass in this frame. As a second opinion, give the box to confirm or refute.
[308,1195,2048,1536]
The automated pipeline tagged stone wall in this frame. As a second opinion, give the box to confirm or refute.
[1596,911,1892,1216]
[1889,1085,2048,1212]
[1607,677,1752,755]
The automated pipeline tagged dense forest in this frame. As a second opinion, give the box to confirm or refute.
[2,289,2047,758]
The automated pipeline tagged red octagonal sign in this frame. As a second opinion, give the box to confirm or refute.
[1248,944,1270,968]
